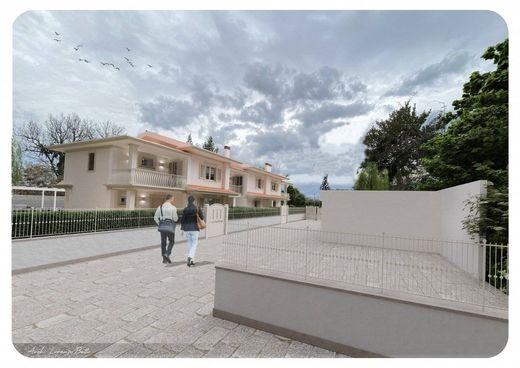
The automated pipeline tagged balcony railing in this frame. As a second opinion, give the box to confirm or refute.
[230,184,243,194]
[111,168,186,189]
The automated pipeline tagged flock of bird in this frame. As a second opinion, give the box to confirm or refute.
[52,31,154,71]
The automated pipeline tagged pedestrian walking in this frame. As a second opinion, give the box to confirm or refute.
[154,194,178,264]
[180,196,205,267]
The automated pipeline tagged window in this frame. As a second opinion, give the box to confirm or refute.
[254,200,260,207]
[256,178,263,189]
[119,196,126,205]
[140,157,155,169]
[199,164,221,181]
[271,182,278,191]
[88,152,95,171]
[231,176,243,185]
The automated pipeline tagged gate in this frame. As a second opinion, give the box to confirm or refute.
[205,203,228,238]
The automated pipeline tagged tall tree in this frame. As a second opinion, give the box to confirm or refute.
[320,174,331,190]
[16,113,125,181]
[186,133,193,144]
[202,136,219,153]
[420,39,508,190]
[354,162,390,190]
[11,137,23,185]
[361,101,442,190]
[287,185,306,206]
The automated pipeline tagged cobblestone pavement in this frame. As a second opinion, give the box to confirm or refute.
[12,221,348,358]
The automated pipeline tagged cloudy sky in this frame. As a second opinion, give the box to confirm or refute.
[13,10,507,196]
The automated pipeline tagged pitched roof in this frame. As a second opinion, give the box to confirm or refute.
[187,185,240,196]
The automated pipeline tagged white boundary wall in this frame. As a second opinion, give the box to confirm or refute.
[321,181,486,242]
[320,181,487,278]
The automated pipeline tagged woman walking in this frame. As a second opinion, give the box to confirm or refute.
[180,196,205,267]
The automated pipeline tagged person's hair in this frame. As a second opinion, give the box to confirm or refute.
[187,196,196,208]
[165,194,173,201]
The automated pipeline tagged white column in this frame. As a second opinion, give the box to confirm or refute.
[53,191,57,211]
[223,163,230,190]
[41,190,45,208]
[126,190,136,210]
[224,204,229,235]
[128,144,138,169]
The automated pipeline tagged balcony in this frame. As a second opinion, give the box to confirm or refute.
[230,184,243,194]
[111,168,186,189]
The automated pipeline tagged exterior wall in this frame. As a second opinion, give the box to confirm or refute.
[320,180,486,241]
[321,190,442,238]
[214,267,508,357]
[187,156,225,188]
[63,148,113,208]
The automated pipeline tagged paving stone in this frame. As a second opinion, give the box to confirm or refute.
[309,345,336,358]
[231,335,269,358]
[285,340,315,358]
[93,328,131,343]
[220,324,256,347]
[35,314,73,328]
[203,341,238,358]
[121,315,157,333]
[175,345,206,358]
[121,305,157,322]
[258,337,291,358]
[193,326,230,350]
[254,329,274,339]
[125,326,162,343]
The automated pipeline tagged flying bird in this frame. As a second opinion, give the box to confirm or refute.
[100,62,107,65]
[54,31,60,36]
[73,47,80,51]
[83,59,91,63]
[126,47,131,52]
[53,38,61,42]
[114,66,120,71]
[76,44,83,48]
[124,56,130,61]
[78,58,84,61]
[147,64,153,68]
[128,61,135,67]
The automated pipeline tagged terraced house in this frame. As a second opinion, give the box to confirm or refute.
[50,131,290,209]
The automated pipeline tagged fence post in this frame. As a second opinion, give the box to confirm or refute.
[224,204,229,235]
[204,204,210,239]
[305,226,309,280]
[246,221,250,269]
[481,239,487,287]
[380,232,385,293]
[138,208,141,228]
[94,208,98,232]
[29,208,34,238]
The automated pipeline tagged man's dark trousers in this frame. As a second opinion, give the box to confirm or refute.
[161,232,175,256]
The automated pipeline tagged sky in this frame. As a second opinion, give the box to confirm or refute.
[12,10,508,196]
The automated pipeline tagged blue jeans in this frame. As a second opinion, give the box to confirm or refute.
[185,231,199,259]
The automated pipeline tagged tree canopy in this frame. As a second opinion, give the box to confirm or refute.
[354,162,390,190]
[16,113,125,181]
[361,101,442,190]
[320,174,330,190]
[202,136,219,153]
[420,39,508,190]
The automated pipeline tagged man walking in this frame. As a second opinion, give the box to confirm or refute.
[154,194,178,264]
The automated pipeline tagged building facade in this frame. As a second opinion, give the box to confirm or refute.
[50,131,290,209]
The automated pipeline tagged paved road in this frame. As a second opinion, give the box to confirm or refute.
[12,221,347,358]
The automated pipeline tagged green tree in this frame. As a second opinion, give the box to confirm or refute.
[202,136,219,153]
[420,39,508,190]
[17,113,125,181]
[354,162,390,190]
[320,174,330,190]
[187,133,193,144]
[287,185,306,206]
[11,137,23,185]
[463,183,508,244]
[362,101,442,190]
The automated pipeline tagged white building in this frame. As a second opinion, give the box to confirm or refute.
[50,131,290,209]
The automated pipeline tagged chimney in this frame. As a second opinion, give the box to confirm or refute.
[223,145,230,158]
[264,162,272,172]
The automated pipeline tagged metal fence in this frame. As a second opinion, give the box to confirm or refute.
[11,208,184,239]
[222,226,508,312]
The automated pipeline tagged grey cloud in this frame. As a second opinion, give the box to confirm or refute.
[294,101,374,126]
[243,62,287,97]
[384,52,474,97]
[139,96,202,128]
